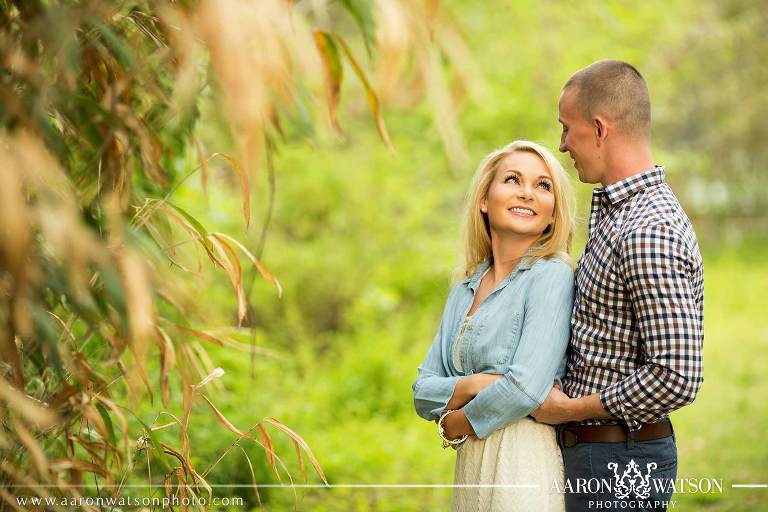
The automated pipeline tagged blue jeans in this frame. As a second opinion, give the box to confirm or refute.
[558,426,678,511]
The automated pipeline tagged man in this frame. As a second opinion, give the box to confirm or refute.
[531,60,704,511]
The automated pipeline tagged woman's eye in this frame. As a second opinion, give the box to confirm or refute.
[538,181,552,191]
[505,175,519,183]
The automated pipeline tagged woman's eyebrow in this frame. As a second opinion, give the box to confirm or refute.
[500,168,552,180]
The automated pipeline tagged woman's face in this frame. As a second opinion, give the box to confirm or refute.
[480,150,556,239]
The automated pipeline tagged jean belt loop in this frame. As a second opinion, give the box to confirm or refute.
[626,426,635,450]
[669,419,676,443]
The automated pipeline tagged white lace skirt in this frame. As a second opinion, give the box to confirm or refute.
[452,417,565,512]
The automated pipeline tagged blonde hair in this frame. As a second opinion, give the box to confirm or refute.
[457,140,575,280]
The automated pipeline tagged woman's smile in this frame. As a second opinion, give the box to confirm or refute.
[508,207,537,217]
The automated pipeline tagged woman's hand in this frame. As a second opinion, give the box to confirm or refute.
[445,373,504,411]
[442,409,475,440]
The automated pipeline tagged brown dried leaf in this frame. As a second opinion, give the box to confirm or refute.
[181,379,193,462]
[151,422,177,431]
[82,404,110,443]
[208,234,247,325]
[313,30,344,134]
[424,45,469,172]
[200,327,282,356]
[159,442,194,476]
[0,378,58,428]
[117,248,155,400]
[161,444,212,502]
[194,367,225,390]
[155,327,177,408]
[200,424,286,483]
[191,341,224,392]
[0,488,27,512]
[239,446,262,506]
[159,205,219,264]
[0,461,52,499]
[175,468,189,512]
[265,417,327,484]
[181,344,207,386]
[195,137,209,200]
[69,436,106,464]
[216,153,251,230]
[164,473,174,502]
[256,423,278,480]
[50,459,108,477]
[333,34,395,153]
[13,418,48,478]
[200,394,245,437]
[211,232,283,298]
[175,324,224,346]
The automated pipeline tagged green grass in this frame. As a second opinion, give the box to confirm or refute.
[179,242,766,511]
[671,243,768,511]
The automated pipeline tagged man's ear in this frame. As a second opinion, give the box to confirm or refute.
[594,116,608,146]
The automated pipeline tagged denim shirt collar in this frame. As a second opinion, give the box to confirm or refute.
[461,253,537,293]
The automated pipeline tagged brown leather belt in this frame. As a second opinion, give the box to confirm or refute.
[560,419,673,448]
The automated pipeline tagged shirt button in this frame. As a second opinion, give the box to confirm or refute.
[467,325,473,331]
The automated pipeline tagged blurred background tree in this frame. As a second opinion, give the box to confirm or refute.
[654,0,768,240]
[0,0,476,508]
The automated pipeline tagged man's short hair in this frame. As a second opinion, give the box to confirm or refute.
[564,60,651,139]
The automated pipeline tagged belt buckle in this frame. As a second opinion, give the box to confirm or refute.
[558,425,579,448]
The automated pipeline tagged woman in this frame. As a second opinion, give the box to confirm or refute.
[412,140,575,511]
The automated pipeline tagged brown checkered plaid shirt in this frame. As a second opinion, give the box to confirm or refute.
[562,166,704,431]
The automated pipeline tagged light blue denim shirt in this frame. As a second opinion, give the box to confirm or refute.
[412,256,574,439]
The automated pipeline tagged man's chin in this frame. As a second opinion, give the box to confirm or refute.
[576,167,599,185]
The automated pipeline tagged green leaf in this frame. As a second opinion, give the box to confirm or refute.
[87,16,135,69]
[166,202,216,254]
[339,0,375,56]
[95,402,117,448]
[134,414,174,472]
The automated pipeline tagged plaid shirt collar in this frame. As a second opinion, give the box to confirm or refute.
[595,165,666,206]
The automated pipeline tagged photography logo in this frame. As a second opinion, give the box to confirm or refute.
[607,459,657,500]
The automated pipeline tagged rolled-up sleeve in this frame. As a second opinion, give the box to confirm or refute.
[412,288,462,421]
[600,224,704,430]
[463,261,574,439]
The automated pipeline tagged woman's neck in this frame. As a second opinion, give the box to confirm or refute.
[488,233,537,285]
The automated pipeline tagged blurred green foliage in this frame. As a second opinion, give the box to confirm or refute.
[158,1,768,510]
[25,0,755,510]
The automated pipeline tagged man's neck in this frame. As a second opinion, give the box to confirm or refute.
[600,142,653,187]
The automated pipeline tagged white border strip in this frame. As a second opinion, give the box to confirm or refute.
[0,484,538,489]
[4,483,766,489]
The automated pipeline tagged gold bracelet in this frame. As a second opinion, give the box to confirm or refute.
[438,409,468,449]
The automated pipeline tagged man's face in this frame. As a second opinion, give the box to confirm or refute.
[558,88,602,184]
